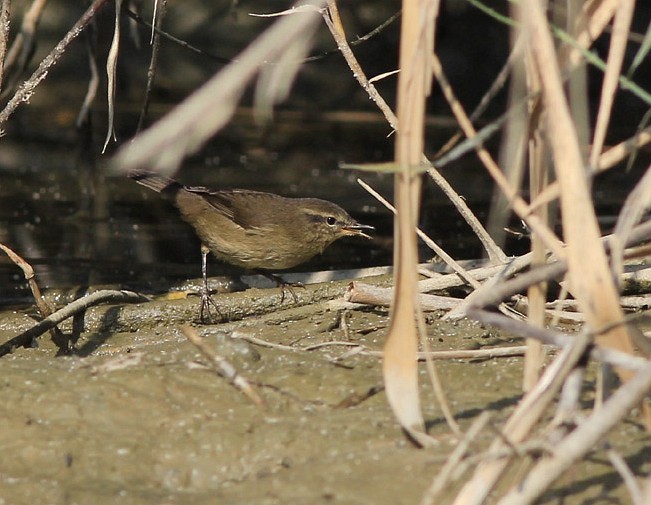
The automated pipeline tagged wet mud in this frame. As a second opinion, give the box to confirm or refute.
[1,279,649,504]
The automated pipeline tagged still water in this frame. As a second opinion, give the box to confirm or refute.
[1,105,499,305]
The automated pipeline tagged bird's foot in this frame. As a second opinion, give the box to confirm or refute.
[257,270,305,303]
[199,287,222,324]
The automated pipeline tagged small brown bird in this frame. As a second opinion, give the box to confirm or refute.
[129,170,373,320]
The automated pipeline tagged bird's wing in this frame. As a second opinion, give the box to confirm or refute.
[186,187,272,230]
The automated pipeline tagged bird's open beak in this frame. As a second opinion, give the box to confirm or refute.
[342,223,374,239]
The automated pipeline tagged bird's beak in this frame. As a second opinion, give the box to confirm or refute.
[342,222,374,239]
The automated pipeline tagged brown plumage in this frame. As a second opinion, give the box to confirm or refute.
[130,170,373,270]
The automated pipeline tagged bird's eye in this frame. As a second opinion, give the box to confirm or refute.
[326,216,337,226]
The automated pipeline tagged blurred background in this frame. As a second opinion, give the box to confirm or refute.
[1,0,650,304]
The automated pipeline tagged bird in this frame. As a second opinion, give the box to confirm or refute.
[129,170,374,321]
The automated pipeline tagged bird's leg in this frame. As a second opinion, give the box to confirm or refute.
[199,244,221,323]
[257,270,304,303]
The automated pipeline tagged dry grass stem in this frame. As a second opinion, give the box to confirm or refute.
[468,308,650,373]
[322,1,396,131]
[531,124,651,211]
[357,178,482,289]
[235,331,529,362]
[498,361,651,505]
[101,0,121,152]
[562,0,620,68]
[452,333,592,504]
[607,447,646,505]
[325,2,505,264]
[420,412,492,505]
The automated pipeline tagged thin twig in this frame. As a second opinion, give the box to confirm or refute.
[136,0,167,134]
[181,326,265,408]
[235,332,529,361]
[0,0,11,92]
[0,242,52,317]
[0,0,109,127]
[0,290,148,355]
[357,178,482,289]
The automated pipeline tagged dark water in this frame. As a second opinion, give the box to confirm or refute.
[2,1,650,305]
[0,105,489,304]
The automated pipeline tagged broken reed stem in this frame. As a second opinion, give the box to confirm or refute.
[0,0,110,127]
[181,326,265,408]
[523,17,548,391]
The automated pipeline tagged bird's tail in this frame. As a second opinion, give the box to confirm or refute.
[128,169,182,194]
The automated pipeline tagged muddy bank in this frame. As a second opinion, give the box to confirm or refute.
[0,280,649,504]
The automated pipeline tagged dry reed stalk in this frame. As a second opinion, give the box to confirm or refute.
[531,120,651,211]
[516,4,549,392]
[498,361,651,505]
[589,0,635,166]
[452,332,592,504]
[381,0,441,447]
[525,0,635,377]
[430,53,566,260]
[561,0,621,68]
